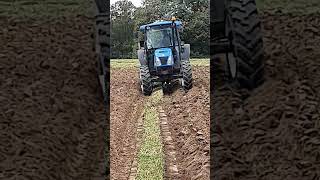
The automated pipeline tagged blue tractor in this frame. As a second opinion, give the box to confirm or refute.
[137,18,192,95]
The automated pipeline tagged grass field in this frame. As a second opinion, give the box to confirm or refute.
[111,59,210,69]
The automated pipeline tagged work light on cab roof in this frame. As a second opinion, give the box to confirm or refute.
[139,17,183,32]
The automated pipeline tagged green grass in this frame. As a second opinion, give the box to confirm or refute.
[110,58,209,69]
[190,58,210,66]
[110,59,139,69]
[136,90,164,180]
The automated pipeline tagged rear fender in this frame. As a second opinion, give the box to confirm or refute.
[138,49,147,65]
[181,44,190,61]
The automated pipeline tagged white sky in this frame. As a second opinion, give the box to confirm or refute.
[110,0,143,7]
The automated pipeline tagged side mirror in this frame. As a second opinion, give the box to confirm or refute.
[139,41,144,49]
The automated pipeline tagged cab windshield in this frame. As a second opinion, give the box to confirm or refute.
[146,26,177,49]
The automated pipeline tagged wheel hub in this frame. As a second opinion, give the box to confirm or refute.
[181,78,185,87]
[139,72,144,92]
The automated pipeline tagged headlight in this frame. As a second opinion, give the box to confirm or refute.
[167,55,174,65]
[154,56,161,66]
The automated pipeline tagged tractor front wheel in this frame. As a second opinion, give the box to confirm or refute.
[139,65,153,96]
[181,60,193,91]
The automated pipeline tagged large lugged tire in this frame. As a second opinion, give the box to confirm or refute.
[226,0,264,89]
[94,12,110,105]
[181,60,193,90]
[139,65,153,96]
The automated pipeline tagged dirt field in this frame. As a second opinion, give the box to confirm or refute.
[0,16,107,179]
[110,62,210,179]
[211,12,320,180]
[3,1,320,179]
[110,68,145,180]
[162,67,210,179]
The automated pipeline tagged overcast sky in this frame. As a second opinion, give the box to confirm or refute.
[110,0,143,7]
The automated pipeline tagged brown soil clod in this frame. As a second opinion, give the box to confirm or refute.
[159,106,182,180]
[162,67,210,179]
[110,68,145,180]
[0,16,107,179]
[128,110,145,180]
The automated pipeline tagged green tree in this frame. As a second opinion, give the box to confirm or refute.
[111,0,136,58]
[111,0,209,58]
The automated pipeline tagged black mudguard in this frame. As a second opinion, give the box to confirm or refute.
[138,49,147,66]
[181,44,190,61]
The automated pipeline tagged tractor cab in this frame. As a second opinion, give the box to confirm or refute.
[139,19,185,75]
[137,18,192,95]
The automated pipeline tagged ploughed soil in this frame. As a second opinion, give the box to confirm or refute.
[211,12,320,180]
[162,66,210,179]
[0,16,107,179]
[110,68,144,180]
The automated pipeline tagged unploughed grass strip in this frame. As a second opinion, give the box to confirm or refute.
[136,90,164,180]
[110,58,209,69]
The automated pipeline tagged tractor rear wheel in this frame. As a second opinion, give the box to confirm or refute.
[226,0,264,89]
[139,65,153,96]
[181,60,193,90]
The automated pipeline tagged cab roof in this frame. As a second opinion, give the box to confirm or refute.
[139,21,182,32]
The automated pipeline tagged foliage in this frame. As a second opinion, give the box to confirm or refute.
[111,0,136,58]
[111,0,209,59]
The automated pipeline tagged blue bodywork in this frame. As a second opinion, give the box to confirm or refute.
[139,21,182,32]
[139,20,183,73]
[154,48,173,67]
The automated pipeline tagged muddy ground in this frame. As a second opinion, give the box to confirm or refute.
[110,66,210,179]
[211,12,320,180]
[3,6,320,180]
[110,68,144,180]
[162,67,210,179]
[0,16,107,179]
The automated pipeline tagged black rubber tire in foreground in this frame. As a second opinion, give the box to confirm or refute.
[94,0,109,13]
[93,11,110,106]
[227,0,264,89]
[140,65,153,96]
[97,55,108,104]
[181,60,193,90]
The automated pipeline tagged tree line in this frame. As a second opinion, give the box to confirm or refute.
[111,0,209,59]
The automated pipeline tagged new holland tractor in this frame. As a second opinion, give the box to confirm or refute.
[137,17,192,96]
[93,0,264,103]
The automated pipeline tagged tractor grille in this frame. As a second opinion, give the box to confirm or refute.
[159,57,168,65]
